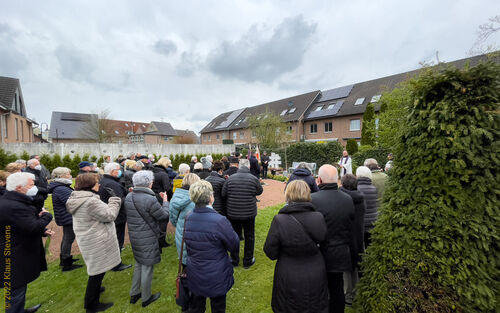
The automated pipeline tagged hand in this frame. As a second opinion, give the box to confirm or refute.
[105,187,117,197]
[39,208,50,217]
[160,192,168,202]
[44,229,55,236]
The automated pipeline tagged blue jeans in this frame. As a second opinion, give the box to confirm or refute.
[6,285,27,313]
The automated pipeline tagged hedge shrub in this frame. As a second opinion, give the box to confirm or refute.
[352,146,390,169]
[354,61,500,312]
[346,139,359,155]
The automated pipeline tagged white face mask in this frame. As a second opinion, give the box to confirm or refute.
[26,186,38,196]
[34,165,42,171]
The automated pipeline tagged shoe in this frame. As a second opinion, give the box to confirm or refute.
[142,292,161,307]
[24,304,41,313]
[159,240,170,248]
[86,302,113,313]
[100,286,105,293]
[111,263,132,272]
[243,257,256,269]
[130,294,141,304]
[62,257,83,272]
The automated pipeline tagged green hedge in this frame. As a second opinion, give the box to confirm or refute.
[352,146,391,170]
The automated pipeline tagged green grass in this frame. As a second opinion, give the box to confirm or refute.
[3,200,354,312]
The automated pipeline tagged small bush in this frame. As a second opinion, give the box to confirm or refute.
[346,139,359,155]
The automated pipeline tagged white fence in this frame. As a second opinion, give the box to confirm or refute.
[0,143,235,157]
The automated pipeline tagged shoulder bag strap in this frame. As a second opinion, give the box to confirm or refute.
[178,214,189,275]
[131,193,164,237]
[288,214,318,249]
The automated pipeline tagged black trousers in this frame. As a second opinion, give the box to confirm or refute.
[262,166,268,178]
[327,272,345,313]
[84,272,105,309]
[115,222,126,250]
[61,225,76,260]
[364,230,372,251]
[188,294,226,313]
[229,218,255,266]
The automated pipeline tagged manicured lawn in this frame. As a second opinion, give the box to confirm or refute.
[2,201,354,312]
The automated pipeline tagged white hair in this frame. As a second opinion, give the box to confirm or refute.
[205,155,213,163]
[27,159,38,167]
[52,167,71,178]
[15,159,27,165]
[356,166,373,179]
[194,162,203,170]
[178,163,190,174]
[364,158,379,170]
[104,162,120,174]
[239,158,250,169]
[132,170,154,187]
[191,156,197,161]
[6,172,35,191]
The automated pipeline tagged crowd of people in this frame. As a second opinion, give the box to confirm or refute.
[0,149,391,313]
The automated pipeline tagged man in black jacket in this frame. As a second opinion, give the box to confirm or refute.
[249,152,260,179]
[205,161,226,215]
[223,157,239,176]
[311,164,355,313]
[98,162,132,272]
[0,172,53,313]
[222,159,263,268]
[24,159,49,212]
[260,151,270,178]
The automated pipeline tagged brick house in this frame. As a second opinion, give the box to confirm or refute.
[0,76,37,143]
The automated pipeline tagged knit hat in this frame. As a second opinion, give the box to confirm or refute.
[201,157,212,169]
[79,161,93,169]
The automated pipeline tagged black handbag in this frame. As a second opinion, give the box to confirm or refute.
[176,215,191,307]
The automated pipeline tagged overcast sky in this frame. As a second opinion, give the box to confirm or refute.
[1,1,499,133]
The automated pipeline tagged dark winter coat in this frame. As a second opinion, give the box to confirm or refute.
[99,174,127,225]
[185,206,239,298]
[205,171,226,215]
[0,186,6,196]
[151,165,171,203]
[357,177,378,231]
[197,169,211,180]
[24,167,49,211]
[123,168,137,189]
[0,191,52,289]
[223,166,238,177]
[124,187,169,266]
[166,166,178,180]
[264,202,328,313]
[340,187,366,267]
[48,180,74,226]
[311,183,355,272]
[286,168,319,193]
[249,156,260,178]
[189,161,196,173]
[261,154,270,167]
[222,167,263,220]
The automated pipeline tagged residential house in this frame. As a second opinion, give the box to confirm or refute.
[0,76,37,143]
[129,121,179,144]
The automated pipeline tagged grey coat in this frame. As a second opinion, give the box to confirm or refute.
[124,187,169,266]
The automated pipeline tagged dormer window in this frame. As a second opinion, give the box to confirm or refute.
[315,105,323,111]
[327,103,336,110]
[288,107,296,114]
[280,109,288,116]
[114,130,119,135]
[354,98,365,105]
[371,95,381,103]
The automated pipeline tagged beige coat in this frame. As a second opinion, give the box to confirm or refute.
[66,190,121,276]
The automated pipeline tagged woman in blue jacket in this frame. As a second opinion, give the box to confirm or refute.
[169,173,200,267]
[184,180,239,313]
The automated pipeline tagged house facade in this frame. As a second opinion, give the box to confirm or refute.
[0,76,37,143]
[200,53,496,146]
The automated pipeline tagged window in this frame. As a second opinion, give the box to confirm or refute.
[15,118,19,140]
[239,131,244,139]
[288,107,296,114]
[350,119,361,131]
[208,135,211,141]
[327,103,335,110]
[315,105,323,111]
[164,136,169,141]
[114,130,119,135]
[354,98,365,105]
[324,122,332,133]
[371,95,381,103]
[222,133,226,139]
[1,115,8,138]
[216,134,220,139]
[310,123,317,134]
[280,109,288,116]
[252,130,256,138]
[233,132,237,139]
[375,118,380,130]
[287,125,292,133]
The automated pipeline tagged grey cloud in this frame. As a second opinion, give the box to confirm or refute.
[207,15,317,83]
[0,23,26,76]
[55,45,96,84]
[154,39,177,56]
[176,52,201,77]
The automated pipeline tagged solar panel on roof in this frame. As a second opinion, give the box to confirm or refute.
[306,100,344,119]
[319,85,354,102]
[60,112,90,121]
[215,108,245,129]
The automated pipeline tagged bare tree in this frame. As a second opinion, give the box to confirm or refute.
[470,15,500,55]
[79,109,116,143]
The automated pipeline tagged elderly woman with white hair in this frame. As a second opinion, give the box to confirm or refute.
[124,170,170,307]
[184,180,239,313]
[48,167,82,272]
[356,166,378,249]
